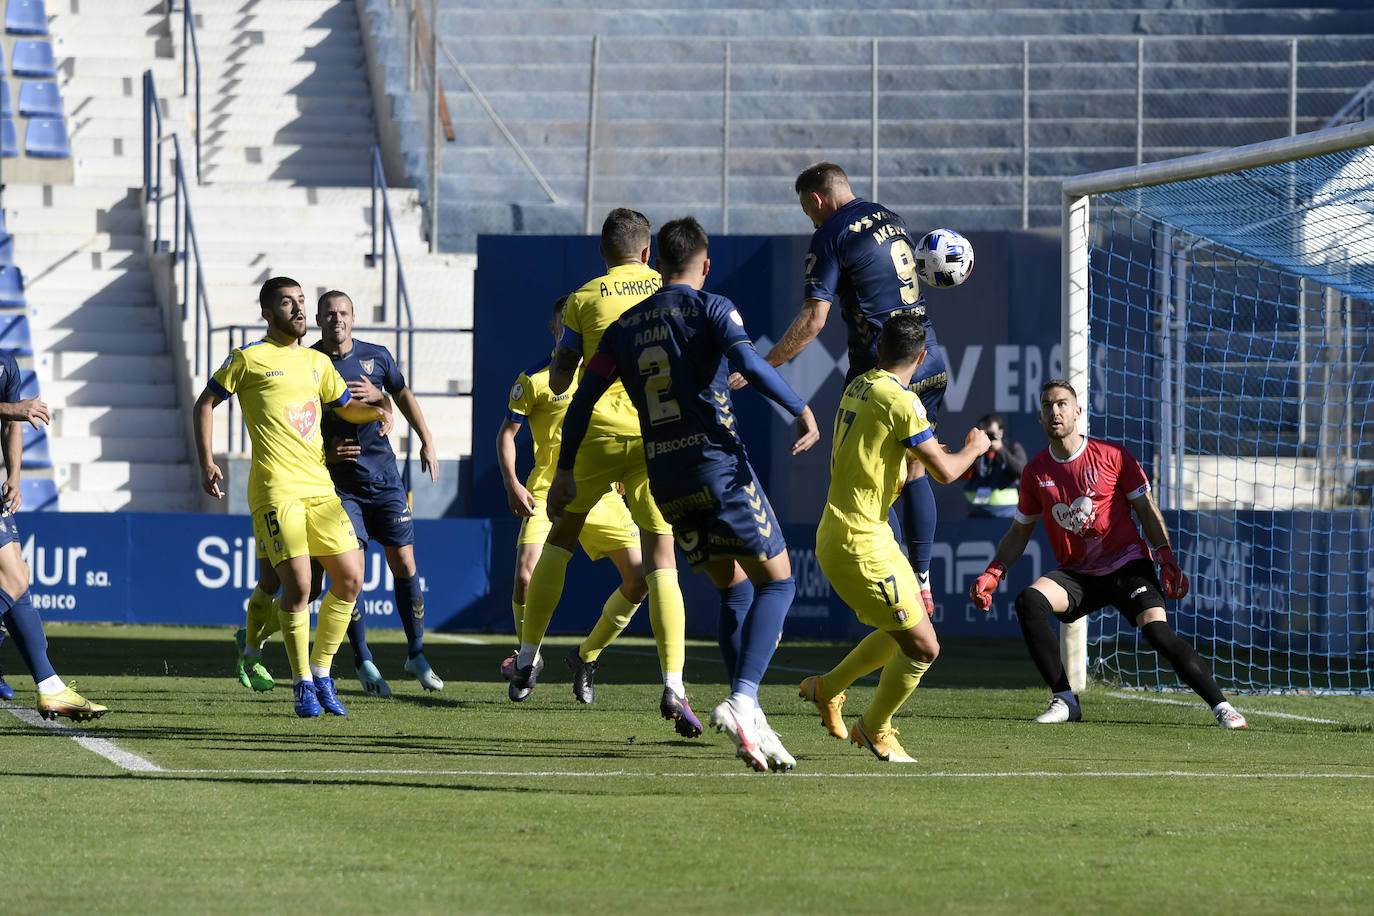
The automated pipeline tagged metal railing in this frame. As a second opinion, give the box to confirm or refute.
[168,1,202,183]
[142,70,212,379]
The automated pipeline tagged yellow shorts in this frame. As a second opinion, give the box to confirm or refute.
[519,486,639,561]
[251,494,359,568]
[567,432,670,535]
[817,529,923,631]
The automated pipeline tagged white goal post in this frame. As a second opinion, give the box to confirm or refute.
[1060,119,1374,693]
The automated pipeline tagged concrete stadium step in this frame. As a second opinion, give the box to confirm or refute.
[28,303,162,334]
[162,93,375,119]
[54,406,184,439]
[66,461,196,494]
[194,161,373,184]
[199,142,377,168]
[34,329,167,356]
[36,378,177,409]
[38,351,177,385]
[58,488,201,513]
[53,435,186,464]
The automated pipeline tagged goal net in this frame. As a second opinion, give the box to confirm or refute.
[1061,121,1374,695]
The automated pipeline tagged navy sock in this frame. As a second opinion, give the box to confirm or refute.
[733,577,794,699]
[904,474,936,577]
[716,580,754,683]
[394,575,424,658]
[2,590,57,683]
[347,605,373,667]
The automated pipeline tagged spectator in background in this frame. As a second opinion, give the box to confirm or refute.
[964,413,1026,518]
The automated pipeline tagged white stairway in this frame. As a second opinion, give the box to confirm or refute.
[159,0,474,468]
[4,2,195,512]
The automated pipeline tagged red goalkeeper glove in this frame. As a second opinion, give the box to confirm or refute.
[970,561,1006,611]
[1155,545,1189,600]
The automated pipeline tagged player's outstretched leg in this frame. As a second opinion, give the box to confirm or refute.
[37,681,108,722]
[1014,589,1082,722]
[393,573,442,691]
[798,630,893,738]
[1139,620,1247,728]
[2,592,106,721]
[235,627,275,691]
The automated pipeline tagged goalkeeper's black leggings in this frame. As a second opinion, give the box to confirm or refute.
[1140,620,1226,707]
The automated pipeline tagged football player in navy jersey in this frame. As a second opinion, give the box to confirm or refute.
[735,161,948,621]
[312,290,444,695]
[550,217,820,772]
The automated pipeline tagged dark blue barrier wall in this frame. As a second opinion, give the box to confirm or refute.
[18,513,491,630]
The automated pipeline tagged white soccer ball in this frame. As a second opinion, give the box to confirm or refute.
[915,229,975,289]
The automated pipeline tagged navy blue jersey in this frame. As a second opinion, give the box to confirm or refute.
[313,338,406,492]
[803,197,938,377]
[594,284,803,496]
[0,350,21,404]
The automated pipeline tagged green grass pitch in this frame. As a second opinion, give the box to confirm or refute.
[1,625,1371,914]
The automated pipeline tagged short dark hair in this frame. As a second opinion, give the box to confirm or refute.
[795,162,850,197]
[259,276,301,310]
[600,208,651,261]
[317,290,352,313]
[879,313,927,365]
[656,217,708,276]
[1041,378,1078,400]
[552,295,568,316]
[977,413,1005,429]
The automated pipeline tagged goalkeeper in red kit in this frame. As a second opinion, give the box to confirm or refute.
[970,379,1247,729]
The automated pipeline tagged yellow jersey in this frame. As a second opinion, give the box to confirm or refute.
[506,356,574,498]
[818,368,934,546]
[562,261,661,437]
[209,337,350,510]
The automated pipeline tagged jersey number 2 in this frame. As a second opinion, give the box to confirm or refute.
[638,346,681,426]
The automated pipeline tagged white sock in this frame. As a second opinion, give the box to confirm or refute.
[36,675,65,695]
[728,692,756,715]
[309,664,330,680]
[663,672,685,695]
[516,642,541,668]
[292,675,307,686]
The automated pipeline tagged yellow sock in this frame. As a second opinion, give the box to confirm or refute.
[521,544,571,645]
[579,588,640,663]
[511,598,525,639]
[309,592,355,671]
[819,629,897,699]
[245,589,278,648]
[860,652,932,733]
[277,607,311,680]
[646,568,685,676]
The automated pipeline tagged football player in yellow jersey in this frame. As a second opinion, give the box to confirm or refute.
[496,296,645,701]
[802,315,988,762]
[193,277,390,718]
[509,208,702,738]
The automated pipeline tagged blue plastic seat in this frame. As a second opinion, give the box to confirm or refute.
[17,79,59,117]
[0,265,24,307]
[0,233,12,266]
[0,312,32,355]
[0,80,10,118]
[10,39,55,78]
[19,368,37,398]
[24,116,67,157]
[5,0,47,35]
[18,477,58,511]
[20,423,50,469]
[0,116,15,156]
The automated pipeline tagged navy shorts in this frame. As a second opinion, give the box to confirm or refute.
[0,511,19,549]
[1045,558,1167,626]
[655,460,786,568]
[337,478,414,549]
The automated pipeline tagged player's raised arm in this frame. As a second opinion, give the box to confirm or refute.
[909,424,990,485]
[723,338,818,454]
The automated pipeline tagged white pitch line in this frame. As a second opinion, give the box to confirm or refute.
[1106,691,1346,725]
[425,633,491,645]
[2,703,163,772]
[150,767,1374,779]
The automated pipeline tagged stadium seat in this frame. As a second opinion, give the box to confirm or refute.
[10,39,55,78]
[0,312,32,355]
[0,265,24,307]
[24,116,68,157]
[19,368,36,398]
[17,79,60,117]
[0,80,10,118]
[21,423,50,469]
[0,233,12,267]
[1,116,15,156]
[18,477,58,511]
[5,0,47,36]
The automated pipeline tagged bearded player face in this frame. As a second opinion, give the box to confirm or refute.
[263,286,308,340]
